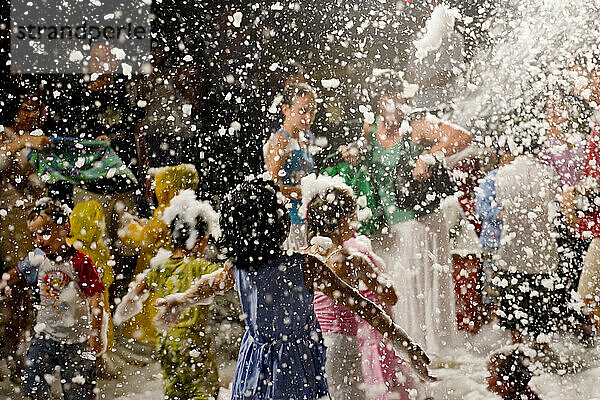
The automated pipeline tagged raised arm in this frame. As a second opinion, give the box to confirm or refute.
[302,255,434,381]
[152,262,235,331]
[411,116,472,181]
[328,251,397,308]
[113,273,150,326]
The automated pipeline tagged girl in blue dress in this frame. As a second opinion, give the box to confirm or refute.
[153,179,435,400]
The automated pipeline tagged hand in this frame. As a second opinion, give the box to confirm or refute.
[95,135,111,143]
[21,134,50,150]
[406,342,437,382]
[412,157,432,182]
[339,144,361,166]
[153,295,187,332]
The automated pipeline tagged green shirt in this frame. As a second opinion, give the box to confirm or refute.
[147,256,220,330]
[368,117,437,224]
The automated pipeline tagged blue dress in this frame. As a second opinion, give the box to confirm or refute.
[231,253,328,400]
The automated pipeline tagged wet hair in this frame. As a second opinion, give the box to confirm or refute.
[362,69,409,111]
[28,198,71,226]
[489,349,533,393]
[306,187,356,240]
[281,82,316,107]
[219,179,289,269]
[169,215,208,250]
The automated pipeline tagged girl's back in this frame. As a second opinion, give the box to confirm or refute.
[232,253,328,400]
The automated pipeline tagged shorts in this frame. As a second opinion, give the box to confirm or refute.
[497,271,564,336]
[24,333,96,400]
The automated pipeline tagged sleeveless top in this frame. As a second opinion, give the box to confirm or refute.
[231,253,328,400]
[264,129,315,224]
[313,248,359,336]
[368,116,436,224]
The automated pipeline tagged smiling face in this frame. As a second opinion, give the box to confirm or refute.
[282,94,316,132]
[28,214,70,255]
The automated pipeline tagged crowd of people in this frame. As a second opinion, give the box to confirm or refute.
[2,17,600,399]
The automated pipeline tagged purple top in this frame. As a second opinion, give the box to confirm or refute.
[542,134,587,187]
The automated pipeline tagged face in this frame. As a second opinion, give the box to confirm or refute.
[89,42,119,74]
[15,98,42,131]
[282,94,316,131]
[28,214,70,255]
[378,94,405,124]
[571,65,600,104]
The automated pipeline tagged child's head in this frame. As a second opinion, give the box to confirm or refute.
[281,83,317,132]
[487,348,533,398]
[302,174,358,243]
[27,198,72,255]
[220,178,289,268]
[161,190,220,253]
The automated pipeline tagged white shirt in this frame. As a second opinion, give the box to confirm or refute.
[495,155,560,274]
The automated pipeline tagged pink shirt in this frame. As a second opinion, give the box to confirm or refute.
[314,291,359,336]
[542,134,587,187]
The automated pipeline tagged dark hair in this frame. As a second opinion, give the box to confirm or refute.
[362,70,408,111]
[219,179,289,268]
[28,198,70,226]
[306,187,356,240]
[490,349,533,392]
[281,82,316,107]
[169,215,208,250]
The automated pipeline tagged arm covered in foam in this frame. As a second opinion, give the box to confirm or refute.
[113,270,150,326]
[153,261,235,331]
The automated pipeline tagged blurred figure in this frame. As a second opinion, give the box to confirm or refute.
[495,137,562,346]
[563,49,600,329]
[475,148,515,316]
[0,94,49,380]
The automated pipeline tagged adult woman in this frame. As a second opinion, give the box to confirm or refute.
[341,75,471,356]
[264,83,317,250]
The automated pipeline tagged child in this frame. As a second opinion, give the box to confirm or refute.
[153,179,435,400]
[69,200,115,366]
[301,173,401,400]
[263,83,317,250]
[0,198,105,400]
[120,164,200,345]
[487,347,540,400]
[114,190,222,400]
